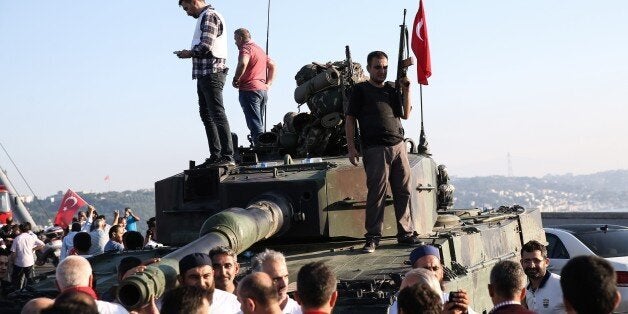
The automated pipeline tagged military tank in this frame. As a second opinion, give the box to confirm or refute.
[116,49,545,313]
[15,49,545,314]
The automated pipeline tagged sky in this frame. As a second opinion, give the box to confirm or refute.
[1,1,627,197]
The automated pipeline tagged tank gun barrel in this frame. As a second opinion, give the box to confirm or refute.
[117,192,292,309]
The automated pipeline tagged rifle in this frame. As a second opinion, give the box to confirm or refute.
[396,9,414,117]
[344,45,361,152]
[345,45,355,88]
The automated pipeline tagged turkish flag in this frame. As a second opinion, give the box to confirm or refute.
[411,0,432,85]
[54,189,87,228]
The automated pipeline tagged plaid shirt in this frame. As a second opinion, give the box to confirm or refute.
[192,6,226,79]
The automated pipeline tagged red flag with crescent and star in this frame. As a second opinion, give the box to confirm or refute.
[54,189,87,228]
[411,0,431,85]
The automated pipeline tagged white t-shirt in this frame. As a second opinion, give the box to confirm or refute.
[96,300,129,314]
[61,231,78,260]
[282,297,302,314]
[525,272,565,314]
[10,233,44,267]
[213,288,241,314]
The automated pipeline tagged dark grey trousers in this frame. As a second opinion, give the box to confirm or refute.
[362,141,414,239]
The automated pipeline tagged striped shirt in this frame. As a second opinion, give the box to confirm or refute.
[192,6,226,79]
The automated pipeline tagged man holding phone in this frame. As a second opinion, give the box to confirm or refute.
[175,0,235,167]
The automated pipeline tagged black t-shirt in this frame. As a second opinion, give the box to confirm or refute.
[346,81,404,148]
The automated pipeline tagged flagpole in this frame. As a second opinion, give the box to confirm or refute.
[263,0,271,133]
[420,84,424,127]
[412,0,431,156]
[418,83,431,156]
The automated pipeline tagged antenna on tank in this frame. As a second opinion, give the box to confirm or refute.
[263,0,271,133]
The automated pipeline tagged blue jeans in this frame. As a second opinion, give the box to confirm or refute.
[197,72,234,160]
[238,90,267,143]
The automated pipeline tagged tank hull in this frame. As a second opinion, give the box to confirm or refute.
[242,207,544,313]
[152,152,545,313]
[156,154,440,247]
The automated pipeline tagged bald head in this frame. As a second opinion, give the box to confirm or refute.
[238,272,279,307]
[21,297,54,314]
[234,28,251,41]
[400,268,442,295]
[56,256,92,290]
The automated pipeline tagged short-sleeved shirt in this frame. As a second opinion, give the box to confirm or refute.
[237,41,270,91]
[10,233,44,267]
[126,216,138,232]
[212,288,241,313]
[89,229,108,255]
[104,240,124,253]
[96,300,129,314]
[61,231,77,260]
[283,297,302,314]
[346,81,404,148]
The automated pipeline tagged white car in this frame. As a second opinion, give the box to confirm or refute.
[544,225,628,313]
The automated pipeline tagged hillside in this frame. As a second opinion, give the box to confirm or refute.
[451,170,628,211]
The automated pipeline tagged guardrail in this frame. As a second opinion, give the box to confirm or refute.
[542,212,628,227]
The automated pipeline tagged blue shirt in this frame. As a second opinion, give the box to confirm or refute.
[126,216,138,232]
[104,240,124,253]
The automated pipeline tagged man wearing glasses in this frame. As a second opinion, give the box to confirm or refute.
[251,249,302,314]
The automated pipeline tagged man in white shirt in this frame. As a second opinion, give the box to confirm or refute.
[57,255,128,313]
[22,255,129,313]
[178,252,241,313]
[88,218,108,255]
[10,223,44,289]
[209,246,240,294]
[61,222,82,260]
[520,240,565,314]
[251,249,302,314]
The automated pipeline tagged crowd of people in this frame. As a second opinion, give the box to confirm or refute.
[0,205,152,297]
[0,0,623,313]
[390,240,622,314]
[1,208,623,314]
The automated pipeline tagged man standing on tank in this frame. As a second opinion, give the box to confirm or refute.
[345,50,421,253]
[232,28,276,146]
[176,0,235,166]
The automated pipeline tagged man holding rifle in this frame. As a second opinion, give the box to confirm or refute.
[345,51,419,253]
